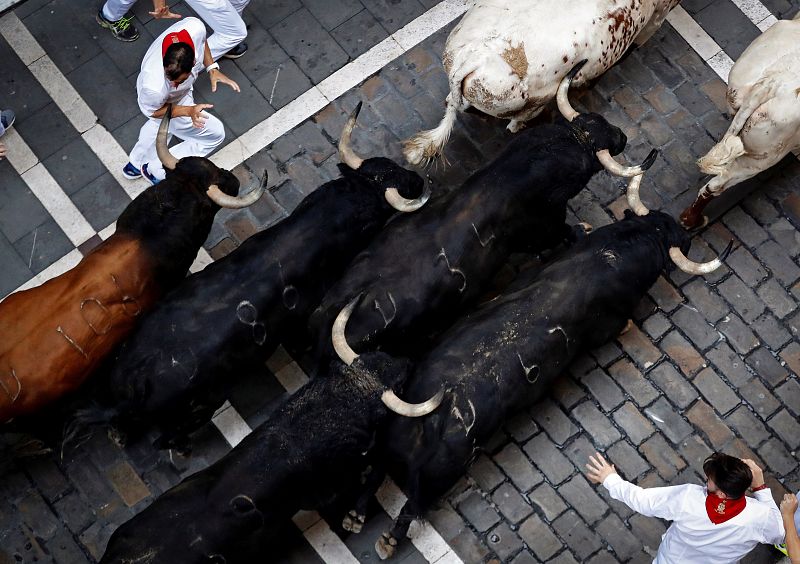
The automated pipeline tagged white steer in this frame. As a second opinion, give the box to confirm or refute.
[403,0,680,165]
[681,13,800,228]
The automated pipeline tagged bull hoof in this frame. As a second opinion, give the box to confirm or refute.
[107,427,127,448]
[375,532,398,560]
[620,319,634,336]
[342,510,365,534]
[679,211,708,230]
[578,222,593,234]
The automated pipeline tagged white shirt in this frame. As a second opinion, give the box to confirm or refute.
[603,473,785,564]
[136,17,207,117]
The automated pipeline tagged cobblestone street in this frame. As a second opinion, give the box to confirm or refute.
[1,0,799,563]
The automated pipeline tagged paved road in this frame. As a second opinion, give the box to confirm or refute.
[0,0,799,562]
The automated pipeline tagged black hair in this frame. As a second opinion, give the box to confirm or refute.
[703,453,752,499]
[163,43,194,81]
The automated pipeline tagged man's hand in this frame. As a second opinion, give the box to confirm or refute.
[209,69,240,93]
[0,142,6,160]
[585,452,617,485]
[189,103,214,128]
[149,2,181,19]
[741,459,765,489]
[782,493,798,517]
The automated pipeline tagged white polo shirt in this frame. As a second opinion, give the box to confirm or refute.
[136,17,207,117]
[603,473,785,563]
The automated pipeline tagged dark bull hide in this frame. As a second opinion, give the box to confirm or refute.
[0,106,262,423]
[99,309,442,564]
[71,103,428,450]
[347,211,729,559]
[310,63,656,369]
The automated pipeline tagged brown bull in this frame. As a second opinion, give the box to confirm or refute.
[0,107,264,422]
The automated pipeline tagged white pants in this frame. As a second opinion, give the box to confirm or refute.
[102,0,248,60]
[128,93,225,181]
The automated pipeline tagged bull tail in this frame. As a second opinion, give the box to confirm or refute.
[403,61,476,166]
[698,77,777,174]
[697,135,746,175]
[62,403,118,453]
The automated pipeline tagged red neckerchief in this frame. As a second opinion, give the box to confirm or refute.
[705,492,746,524]
[161,29,195,58]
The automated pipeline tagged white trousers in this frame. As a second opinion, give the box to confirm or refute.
[102,0,248,60]
[128,93,225,181]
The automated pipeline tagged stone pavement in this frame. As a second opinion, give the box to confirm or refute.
[1,0,800,562]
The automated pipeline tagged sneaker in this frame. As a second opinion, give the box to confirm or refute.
[222,42,248,59]
[141,163,161,185]
[775,543,788,557]
[96,9,139,42]
[122,162,142,179]
[0,109,15,130]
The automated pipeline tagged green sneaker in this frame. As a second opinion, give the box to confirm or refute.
[95,10,139,42]
[775,543,789,557]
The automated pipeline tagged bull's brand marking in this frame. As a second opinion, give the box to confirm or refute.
[547,325,569,346]
[601,249,619,267]
[110,273,142,317]
[436,248,467,292]
[374,291,397,327]
[277,261,299,310]
[0,368,22,403]
[57,326,88,358]
[80,298,113,335]
[471,223,495,248]
[236,300,267,346]
[517,353,540,383]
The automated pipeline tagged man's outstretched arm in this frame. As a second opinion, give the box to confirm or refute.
[586,452,688,521]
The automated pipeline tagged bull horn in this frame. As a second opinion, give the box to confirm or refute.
[156,104,179,171]
[384,183,431,212]
[206,170,268,209]
[556,60,587,122]
[381,389,444,417]
[669,240,733,275]
[626,174,650,216]
[597,148,658,178]
[332,294,362,366]
[339,102,365,170]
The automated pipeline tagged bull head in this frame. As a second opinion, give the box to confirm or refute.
[338,102,431,213]
[556,61,657,216]
[156,105,267,209]
[332,295,444,417]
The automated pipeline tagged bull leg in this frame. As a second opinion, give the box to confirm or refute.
[343,462,387,534]
[680,173,730,229]
[376,497,421,560]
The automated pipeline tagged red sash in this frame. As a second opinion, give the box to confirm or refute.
[705,493,746,524]
[161,29,195,57]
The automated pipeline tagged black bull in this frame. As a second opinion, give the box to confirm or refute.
[350,211,728,558]
[309,110,650,366]
[99,352,441,564]
[75,128,426,449]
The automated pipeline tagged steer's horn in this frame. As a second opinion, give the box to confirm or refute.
[597,148,658,178]
[339,102,365,170]
[556,60,587,122]
[207,170,268,209]
[384,183,431,213]
[626,174,650,216]
[669,240,733,275]
[332,294,362,366]
[381,389,444,417]
[156,104,179,171]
